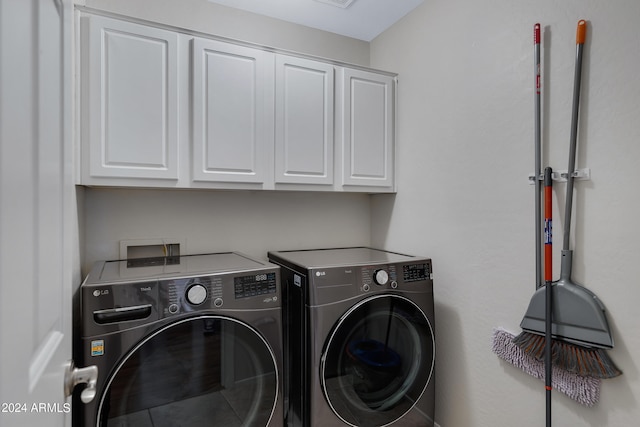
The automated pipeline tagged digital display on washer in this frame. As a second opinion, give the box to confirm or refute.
[403,263,430,282]
[234,272,277,299]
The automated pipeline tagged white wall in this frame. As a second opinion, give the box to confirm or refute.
[78,0,370,66]
[82,188,371,275]
[371,1,640,426]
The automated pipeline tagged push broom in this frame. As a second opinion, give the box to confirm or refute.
[513,20,621,379]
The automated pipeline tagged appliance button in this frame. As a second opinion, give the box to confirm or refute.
[391,280,398,289]
[373,269,389,286]
[214,298,224,308]
[362,284,370,292]
[168,303,179,314]
[186,284,207,305]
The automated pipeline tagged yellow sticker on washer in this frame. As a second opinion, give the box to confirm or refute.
[91,340,104,356]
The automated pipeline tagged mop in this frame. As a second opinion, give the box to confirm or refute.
[492,328,600,407]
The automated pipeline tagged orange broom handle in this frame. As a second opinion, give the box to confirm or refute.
[544,168,553,283]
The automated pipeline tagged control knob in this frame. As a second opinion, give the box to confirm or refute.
[373,269,389,286]
[186,283,207,305]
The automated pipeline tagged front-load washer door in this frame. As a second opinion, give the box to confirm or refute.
[320,294,434,426]
[97,315,278,427]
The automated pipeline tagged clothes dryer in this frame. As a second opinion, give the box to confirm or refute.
[75,253,283,427]
[268,247,435,427]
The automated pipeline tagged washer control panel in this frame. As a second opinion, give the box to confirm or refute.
[234,272,277,299]
[82,254,281,335]
[159,269,279,317]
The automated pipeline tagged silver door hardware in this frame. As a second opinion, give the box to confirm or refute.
[64,360,98,403]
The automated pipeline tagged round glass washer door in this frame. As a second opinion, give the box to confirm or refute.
[320,294,434,427]
[97,315,278,427]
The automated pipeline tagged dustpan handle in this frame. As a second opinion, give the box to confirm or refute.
[563,20,587,251]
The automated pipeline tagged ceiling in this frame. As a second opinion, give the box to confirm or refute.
[206,0,424,41]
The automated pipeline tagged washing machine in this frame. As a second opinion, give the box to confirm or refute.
[75,252,283,427]
[267,247,435,427]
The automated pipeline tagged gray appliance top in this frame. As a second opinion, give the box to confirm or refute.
[85,252,270,284]
[268,247,423,269]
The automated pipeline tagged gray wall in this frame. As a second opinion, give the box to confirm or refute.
[82,189,371,274]
[78,0,370,65]
[371,1,640,426]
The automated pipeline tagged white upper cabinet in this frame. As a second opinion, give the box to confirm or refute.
[339,68,395,190]
[80,15,180,183]
[274,55,334,186]
[77,13,396,192]
[192,38,273,185]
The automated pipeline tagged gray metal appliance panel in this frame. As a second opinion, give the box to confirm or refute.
[268,247,435,427]
[81,266,281,337]
[269,247,432,307]
[267,247,419,269]
[84,252,268,284]
[77,252,284,427]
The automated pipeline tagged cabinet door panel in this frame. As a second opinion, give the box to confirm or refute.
[192,38,273,184]
[341,68,394,189]
[275,56,334,185]
[83,16,179,181]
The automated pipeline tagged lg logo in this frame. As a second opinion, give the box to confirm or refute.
[315,271,326,277]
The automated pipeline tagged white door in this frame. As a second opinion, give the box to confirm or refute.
[274,55,334,186]
[0,0,76,426]
[192,38,274,185]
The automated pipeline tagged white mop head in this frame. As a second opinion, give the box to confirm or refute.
[491,327,600,406]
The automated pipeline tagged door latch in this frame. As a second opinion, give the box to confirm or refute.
[64,360,98,403]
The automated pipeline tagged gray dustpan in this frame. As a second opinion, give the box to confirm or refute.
[519,249,613,349]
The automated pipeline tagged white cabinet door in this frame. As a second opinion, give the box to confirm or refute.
[81,15,179,182]
[275,55,334,185]
[339,68,395,190]
[192,38,273,185]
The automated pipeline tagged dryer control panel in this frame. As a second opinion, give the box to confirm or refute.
[361,265,398,290]
[307,259,433,306]
[403,263,432,282]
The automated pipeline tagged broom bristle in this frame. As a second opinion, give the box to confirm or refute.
[512,331,622,379]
